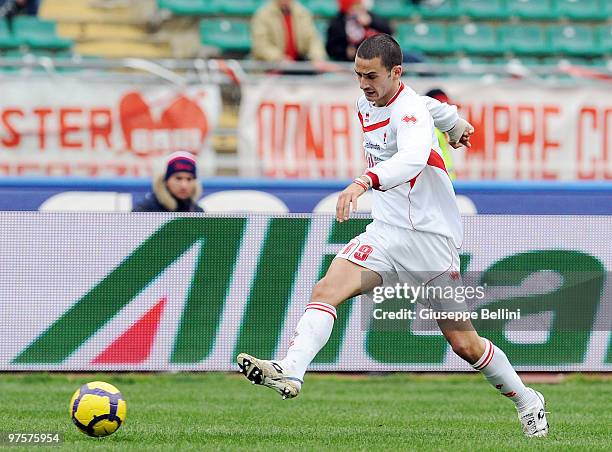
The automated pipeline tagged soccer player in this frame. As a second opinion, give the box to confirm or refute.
[237,34,548,437]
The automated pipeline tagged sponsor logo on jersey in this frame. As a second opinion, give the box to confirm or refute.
[402,114,417,124]
[365,142,381,151]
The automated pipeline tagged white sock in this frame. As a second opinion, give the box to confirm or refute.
[472,338,538,411]
[278,302,336,385]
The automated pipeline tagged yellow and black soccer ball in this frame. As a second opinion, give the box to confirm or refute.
[69,381,127,437]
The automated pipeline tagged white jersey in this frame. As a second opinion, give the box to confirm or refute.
[358,82,464,248]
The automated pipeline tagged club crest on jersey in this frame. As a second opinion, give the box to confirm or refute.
[365,112,370,123]
[402,114,417,124]
[383,132,387,144]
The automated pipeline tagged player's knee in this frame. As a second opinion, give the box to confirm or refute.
[311,278,334,303]
[311,277,341,306]
[450,338,481,362]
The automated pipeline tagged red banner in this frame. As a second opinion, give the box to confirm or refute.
[0,79,220,177]
[239,79,612,180]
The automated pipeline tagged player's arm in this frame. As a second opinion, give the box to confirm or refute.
[336,101,368,222]
[362,105,431,191]
[336,179,368,222]
[421,95,474,148]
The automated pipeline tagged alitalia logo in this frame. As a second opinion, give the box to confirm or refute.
[9,216,612,368]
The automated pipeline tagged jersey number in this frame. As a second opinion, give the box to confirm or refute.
[353,245,373,261]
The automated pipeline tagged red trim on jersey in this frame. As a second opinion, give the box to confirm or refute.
[385,82,405,107]
[427,150,448,174]
[358,111,390,133]
[371,150,448,192]
[365,170,380,189]
[409,171,422,188]
[362,118,390,132]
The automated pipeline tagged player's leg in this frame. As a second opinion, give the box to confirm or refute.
[277,257,381,380]
[399,228,548,437]
[237,257,382,398]
[437,319,548,437]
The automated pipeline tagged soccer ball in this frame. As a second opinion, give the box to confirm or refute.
[69,381,127,437]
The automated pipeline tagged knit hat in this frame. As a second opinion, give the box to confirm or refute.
[338,0,360,13]
[164,151,197,180]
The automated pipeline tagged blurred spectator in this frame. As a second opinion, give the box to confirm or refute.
[133,151,204,213]
[251,0,326,63]
[326,0,392,62]
[426,88,456,180]
[0,0,39,17]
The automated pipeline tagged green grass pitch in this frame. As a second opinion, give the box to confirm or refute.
[1,373,610,451]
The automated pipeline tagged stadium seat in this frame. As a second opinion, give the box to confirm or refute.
[555,0,606,21]
[458,0,510,20]
[12,17,72,50]
[549,24,600,56]
[0,49,22,72]
[157,0,220,16]
[0,19,20,49]
[397,22,451,55]
[499,24,550,56]
[448,23,499,55]
[606,0,612,18]
[304,0,338,18]
[587,58,611,70]
[506,0,558,20]
[597,25,612,53]
[418,0,456,19]
[220,0,264,16]
[372,0,414,19]
[200,19,251,53]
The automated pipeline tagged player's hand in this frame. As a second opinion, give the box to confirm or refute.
[447,118,475,149]
[336,182,366,222]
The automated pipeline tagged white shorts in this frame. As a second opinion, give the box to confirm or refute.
[335,220,465,312]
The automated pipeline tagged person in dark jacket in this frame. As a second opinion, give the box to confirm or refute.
[326,0,392,62]
[0,0,39,17]
[133,151,204,212]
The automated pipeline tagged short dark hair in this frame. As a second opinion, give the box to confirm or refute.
[356,33,403,71]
